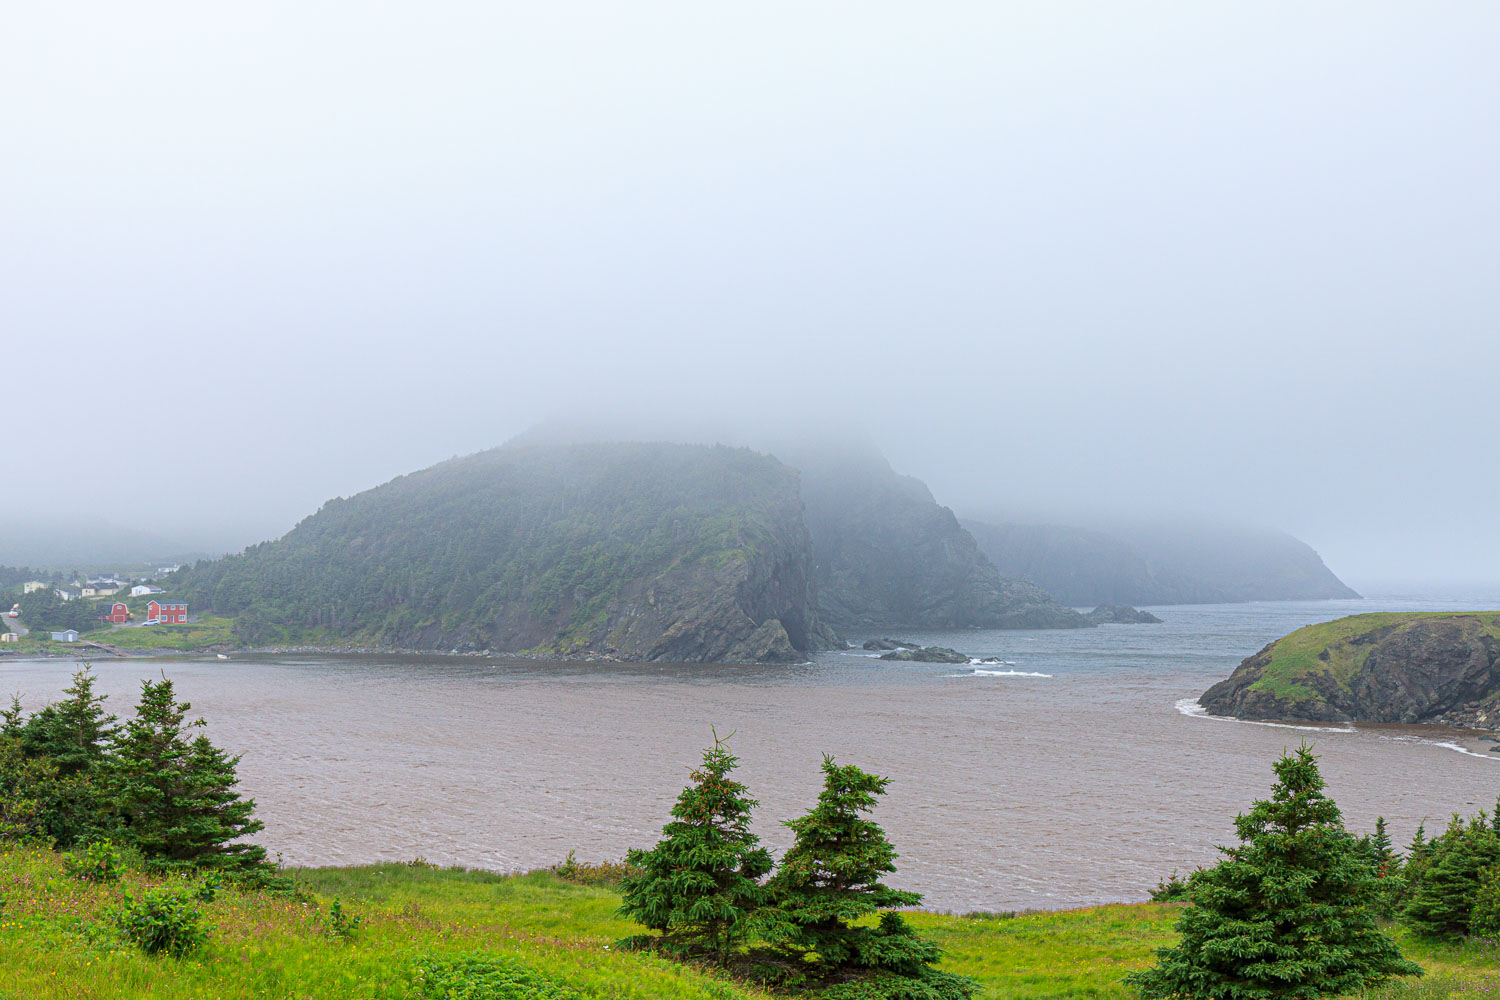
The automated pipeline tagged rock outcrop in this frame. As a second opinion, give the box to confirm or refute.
[1200,612,1500,727]
[863,638,919,650]
[1084,605,1163,625]
[879,646,970,664]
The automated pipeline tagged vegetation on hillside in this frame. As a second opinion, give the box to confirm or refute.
[1242,613,1500,703]
[174,443,823,656]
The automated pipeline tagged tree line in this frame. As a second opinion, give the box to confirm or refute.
[0,665,273,881]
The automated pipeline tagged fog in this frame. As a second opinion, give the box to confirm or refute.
[3,2,1496,584]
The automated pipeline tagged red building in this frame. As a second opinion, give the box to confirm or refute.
[102,602,129,624]
[147,600,188,624]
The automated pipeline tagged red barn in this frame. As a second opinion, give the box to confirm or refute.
[102,602,129,624]
[147,600,188,624]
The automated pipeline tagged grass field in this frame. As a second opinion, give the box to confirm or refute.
[87,617,237,651]
[3,847,1499,999]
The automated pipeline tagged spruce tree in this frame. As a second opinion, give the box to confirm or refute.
[1402,814,1500,938]
[1367,817,1396,874]
[761,756,973,996]
[617,732,772,961]
[1127,744,1421,999]
[43,665,118,778]
[108,677,267,873]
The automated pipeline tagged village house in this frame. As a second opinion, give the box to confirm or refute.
[0,633,18,643]
[146,600,188,624]
[102,602,129,624]
[50,629,80,642]
[54,588,77,602]
[130,584,164,597]
[22,581,47,594]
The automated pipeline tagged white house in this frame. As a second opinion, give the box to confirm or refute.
[0,633,17,643]
[50,629,80,642]
[22,581,47,594]
[131,584,164,597]
[55,589,77,602]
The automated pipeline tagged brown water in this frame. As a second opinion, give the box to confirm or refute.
[8,590,1500,911]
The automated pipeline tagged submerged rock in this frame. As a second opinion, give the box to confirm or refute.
[1084,605,1164,625]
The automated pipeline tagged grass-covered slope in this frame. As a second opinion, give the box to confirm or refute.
[2,847,1490,999]
[1201,612,1500,726]
[176,443,834,662]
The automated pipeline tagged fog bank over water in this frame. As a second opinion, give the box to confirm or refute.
[3,3,1496,583]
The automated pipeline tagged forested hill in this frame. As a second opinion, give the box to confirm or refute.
[782,448,1088,631]
[176,443,838,662]
[963,519,1358,607]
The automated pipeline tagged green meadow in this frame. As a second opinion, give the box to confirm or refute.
[3,847,1497,1000]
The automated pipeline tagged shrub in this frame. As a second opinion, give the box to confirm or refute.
[818,969,982,1000]
[406,954,583,999]
[551,850,639,888]
[63,839,124,884]
[319,897,363,942]
[193,871,223,902]
[1403,813,1500,938]
[108,885,208,956]
[1468,866,1500,937]
[1147,869,1193,902]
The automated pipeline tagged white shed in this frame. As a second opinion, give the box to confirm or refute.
[50,629,80,642]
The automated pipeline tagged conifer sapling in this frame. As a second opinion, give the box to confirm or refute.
[617,730,772,961]
[1127,743,1421,999]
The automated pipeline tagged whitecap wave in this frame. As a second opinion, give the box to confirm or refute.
[1176,698,1500,759]
[1174,698,1354,733]
[969,658,1017,666]
[971,668,1052,678]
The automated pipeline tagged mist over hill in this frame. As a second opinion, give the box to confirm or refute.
[178,443,839,662]
[963,518,1358,607]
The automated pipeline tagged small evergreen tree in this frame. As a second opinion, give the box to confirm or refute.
[1367,817,1397,873]
[761,756,974,997]
[39,665,118,778]
[108,677,268,873]
[1363,816,1404,918]
[1402,814,1500,938]
[617,732,772,961]
[1127,744,1421,999]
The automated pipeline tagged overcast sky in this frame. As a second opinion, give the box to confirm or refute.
[3,2,1496,584]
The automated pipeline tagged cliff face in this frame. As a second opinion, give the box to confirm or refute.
[179,443,837,663]
[784,450,1088,632]
[964,518,1358,607]
[1200,612,1500,727]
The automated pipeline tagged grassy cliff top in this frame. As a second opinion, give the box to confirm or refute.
[1249,611,1500,702]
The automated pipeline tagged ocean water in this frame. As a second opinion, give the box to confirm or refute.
[6,586,1499,911]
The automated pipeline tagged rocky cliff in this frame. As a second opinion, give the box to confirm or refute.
[1200,612,1500,727]
[783,449,1089,632]
[178,443,838,663]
